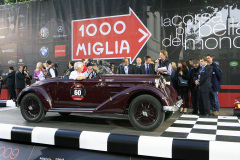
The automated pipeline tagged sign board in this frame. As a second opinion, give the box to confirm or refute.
[72,8,151,63]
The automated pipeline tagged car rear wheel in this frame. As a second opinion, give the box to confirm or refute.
[129,95,165,131]
[20,93,45,122]
[58,112,71,116]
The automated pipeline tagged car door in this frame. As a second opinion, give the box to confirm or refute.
[55,77,109,110]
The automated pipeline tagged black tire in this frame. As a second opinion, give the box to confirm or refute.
[129,95,165,131]
[164,111,173,121]
[20,93,45,122]
[59,112,71,116]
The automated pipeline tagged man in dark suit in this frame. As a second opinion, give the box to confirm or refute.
[140,56,156,75]
[116,58,135,74]
[15,66,27,97]
[134,57,142,74]
[195,57,213,116]
[6,66,16,101]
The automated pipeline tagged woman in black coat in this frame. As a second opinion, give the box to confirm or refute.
[175,60,190,113]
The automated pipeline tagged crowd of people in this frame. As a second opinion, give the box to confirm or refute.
[2,50,222,116]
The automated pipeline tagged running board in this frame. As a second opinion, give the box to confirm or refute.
[48,108,95,113]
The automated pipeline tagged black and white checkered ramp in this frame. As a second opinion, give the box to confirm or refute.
[1,123,240,159]
[0,100,15,107]
[161,114,240,142]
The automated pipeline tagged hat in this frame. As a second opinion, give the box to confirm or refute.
[86,62,95,67]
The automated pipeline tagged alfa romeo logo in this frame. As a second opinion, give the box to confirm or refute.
[39,46,49,58]
[39,27,49,39]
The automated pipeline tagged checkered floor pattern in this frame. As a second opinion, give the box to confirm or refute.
[161,114,240,142]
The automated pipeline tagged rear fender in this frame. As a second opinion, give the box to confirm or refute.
[17,86,54,111]
[95,85,171,113]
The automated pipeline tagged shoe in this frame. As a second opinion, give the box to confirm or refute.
[202,114,210,117]
[210,110,214,115]
[191,110,198,115]
[213,111,219,116]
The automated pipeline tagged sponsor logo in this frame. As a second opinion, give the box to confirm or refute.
[55,45,66,57]
[39,27,49,39]
[39,46,49,58]
[53,26,67,38]
[230,61,238,67]
[2,49,14,53]
[10,24,14,30]
[57,26,63,33]
[8,60,15,64]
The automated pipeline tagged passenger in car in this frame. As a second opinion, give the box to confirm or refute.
[69,62,88,80]
[83,62,96,79]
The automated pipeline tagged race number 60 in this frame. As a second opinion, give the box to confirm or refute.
[74,90,82,96]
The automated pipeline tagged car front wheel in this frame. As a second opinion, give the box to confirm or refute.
[20,93,45,122]
[129,95,165,131]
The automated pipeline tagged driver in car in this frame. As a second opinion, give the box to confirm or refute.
[69,62,88,80]
[83,62,96,79]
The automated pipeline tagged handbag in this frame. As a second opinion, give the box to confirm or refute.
[178,77,189,86]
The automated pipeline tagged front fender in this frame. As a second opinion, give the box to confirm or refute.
[17,86,54,111]
[95,84,171,113]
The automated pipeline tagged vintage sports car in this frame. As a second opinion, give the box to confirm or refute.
[17,71,182,131]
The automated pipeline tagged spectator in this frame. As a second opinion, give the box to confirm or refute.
[100,61,113,75]
[175,60,190,114]
[6,66,16,101]
[23,66,32,86]
[170,62,177,90]
[45,60,56,78]
[83,62,96,79]
[155,50,172,81]
[64,61,75,79]
[82,59,87,73]
[188,58,194,73]
[109,63,115,74]
[116,58,135,74]
[69,62,88,80]
[189,59,201,115]
[207,55,222,116]
[195,57,213,116]
[140,56,155,75]
[15,66,27,97]
[135,57,142,74]
[52,63,59,77]
[34,62,46,81]
[88,58,94,63]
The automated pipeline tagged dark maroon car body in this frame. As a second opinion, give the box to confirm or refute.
[17,74,182,130]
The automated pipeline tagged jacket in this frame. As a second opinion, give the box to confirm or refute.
[6,70,16,86]
[189,66,201,89]
[175,68,190,87]
[117,64,136,74]
[15,70,26,89]
[139,63,156,75]
[210,62,222,92]
[198,65,213,92]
